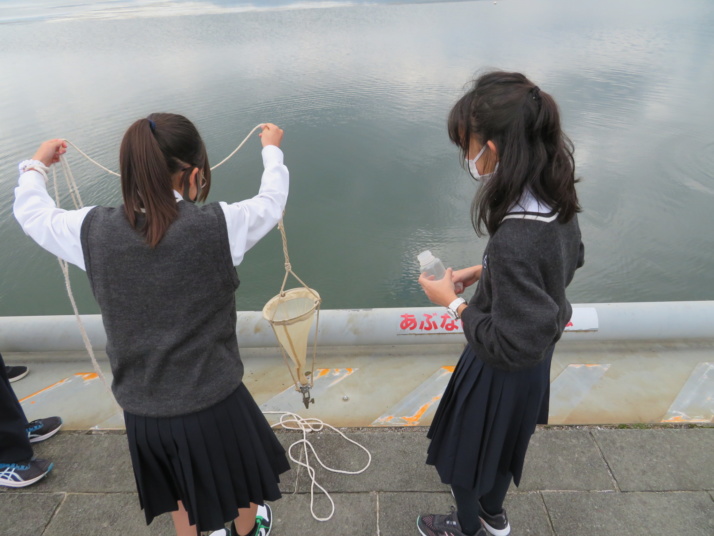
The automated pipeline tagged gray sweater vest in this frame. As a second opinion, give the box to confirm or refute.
[81,202,243,417]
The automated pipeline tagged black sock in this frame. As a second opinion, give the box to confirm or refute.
[233,520,257,536]
[479,471,513,516]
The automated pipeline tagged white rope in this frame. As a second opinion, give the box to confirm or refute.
[63,140,120,177]
[264,411,372,522]
[209,124,264,170]
[50,164,113,395]
[62,122,264,176]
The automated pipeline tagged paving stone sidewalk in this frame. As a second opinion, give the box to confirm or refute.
[1,427,712,536]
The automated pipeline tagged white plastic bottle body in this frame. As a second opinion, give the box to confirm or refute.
[422,258,446,280]
[417,250,446,279]
[417,250,464,293]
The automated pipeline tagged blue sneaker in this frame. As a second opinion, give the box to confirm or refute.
[0,459,54,488]
[26,416,62,443]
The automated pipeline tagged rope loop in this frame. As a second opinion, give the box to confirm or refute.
[265,411,371,522]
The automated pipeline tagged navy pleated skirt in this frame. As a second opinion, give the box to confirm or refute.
[124,383,290,533]
[426,344,553,494]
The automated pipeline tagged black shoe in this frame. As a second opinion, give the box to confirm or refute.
[417,506,487,536]
[0,459,53,488]
[479,505,510,536]
[26,416,63,443]
[6,365,29,382]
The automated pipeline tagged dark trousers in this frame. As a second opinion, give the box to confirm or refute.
[452,470,513,535]
[0,352,32,464]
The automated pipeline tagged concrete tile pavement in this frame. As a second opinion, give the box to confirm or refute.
[1,427,712,536]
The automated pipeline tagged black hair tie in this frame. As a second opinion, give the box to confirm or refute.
[531,86,541,101]
[148,119,156,133]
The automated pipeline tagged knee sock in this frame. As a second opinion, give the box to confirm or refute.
[231,520,256,536]
[479,471,513,516]
[451,483,481,536]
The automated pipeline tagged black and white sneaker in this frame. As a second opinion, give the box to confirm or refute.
[26,417,63,443]
[479,506,510,536]
[417,506,487,536]
[0,459,54,488]
[6,365,29,382]
[253,504,272,536]
[230,504,272,536]
[209,504,272,536]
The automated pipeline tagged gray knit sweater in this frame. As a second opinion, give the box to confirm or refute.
[80,202,242,417]
[461,213,585,371]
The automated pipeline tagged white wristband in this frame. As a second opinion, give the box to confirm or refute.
[19,159,50,183]
[447,297,467,319]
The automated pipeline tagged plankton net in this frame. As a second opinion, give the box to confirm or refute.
[262,219,321,408]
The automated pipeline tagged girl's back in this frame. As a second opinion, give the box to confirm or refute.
[82,201,242,417]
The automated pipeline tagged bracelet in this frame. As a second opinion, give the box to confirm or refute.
[446,297,467,320]
[18,159,50,183]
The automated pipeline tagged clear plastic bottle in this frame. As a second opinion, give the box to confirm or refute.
[417,250,463,293]
[417,250,446,280]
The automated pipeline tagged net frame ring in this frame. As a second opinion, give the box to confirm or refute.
[262,287,321,389]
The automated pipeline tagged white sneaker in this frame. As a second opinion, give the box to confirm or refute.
[254,504,272,536]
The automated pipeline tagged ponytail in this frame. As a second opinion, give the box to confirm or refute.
[528,87,580,225]
[119,113,211,247]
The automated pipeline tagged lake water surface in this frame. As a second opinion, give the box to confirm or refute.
[1,0,713,316]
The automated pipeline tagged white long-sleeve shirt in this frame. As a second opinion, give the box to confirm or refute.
[13,145,289,270]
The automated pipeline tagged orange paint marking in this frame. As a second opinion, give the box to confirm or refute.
[400,395,442,426]
[75,372,99,381]
[661,415,710,423]
[442,365,455,373]
[19,377,70,403]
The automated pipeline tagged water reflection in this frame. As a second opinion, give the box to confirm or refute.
[0,0,713,316]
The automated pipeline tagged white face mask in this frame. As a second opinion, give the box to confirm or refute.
[466,144,498,181]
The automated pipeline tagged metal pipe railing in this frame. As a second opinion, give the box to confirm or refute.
[0,302,712,352]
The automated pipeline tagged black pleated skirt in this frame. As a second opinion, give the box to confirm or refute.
[124,383,290,533]
[426,344,553,494]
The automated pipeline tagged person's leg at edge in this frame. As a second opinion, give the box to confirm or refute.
[0,352,33,464]
[171,501,259,536]
[233,503,258,536]
[450,484,481,536]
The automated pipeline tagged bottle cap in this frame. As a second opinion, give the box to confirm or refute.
[417,250,435,267]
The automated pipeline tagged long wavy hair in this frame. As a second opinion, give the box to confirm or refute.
[448,71,580,236]
[119,113,211,247]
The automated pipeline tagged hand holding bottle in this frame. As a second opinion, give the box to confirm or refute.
[451,265,482,293]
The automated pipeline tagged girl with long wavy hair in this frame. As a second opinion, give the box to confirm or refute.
[417,71,585,536]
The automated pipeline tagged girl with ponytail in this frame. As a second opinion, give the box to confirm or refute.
[14,116,291,536]
[417,72,585,536]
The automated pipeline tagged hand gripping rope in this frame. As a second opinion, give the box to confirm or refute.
[48,123,371,522]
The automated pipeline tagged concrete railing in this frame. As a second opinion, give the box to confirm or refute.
[1,301,712,352]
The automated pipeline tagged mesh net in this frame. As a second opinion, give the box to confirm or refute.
[262,287,321,386]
